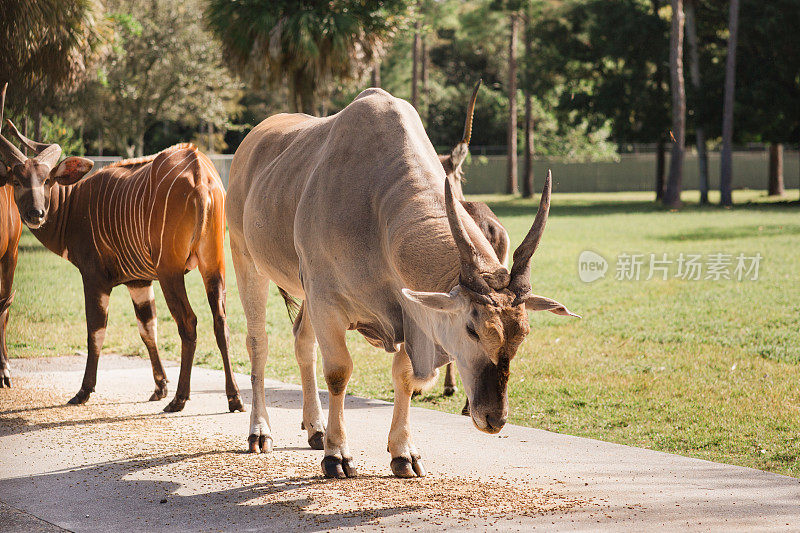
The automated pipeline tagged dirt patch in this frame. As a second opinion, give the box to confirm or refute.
[1,377,593,527]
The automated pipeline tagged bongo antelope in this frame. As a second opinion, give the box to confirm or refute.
[0,110,243,412]
[227,87,577,478]
[0,84,22,388]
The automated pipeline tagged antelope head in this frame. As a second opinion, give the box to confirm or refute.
[0,83,93,229]
[402,170,578,434]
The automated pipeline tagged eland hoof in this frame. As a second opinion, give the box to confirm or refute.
[322,456,358,479]
[390,455,426,478]
[308,431,324,450]
[228,395,245,412]
[1,375,10,388]
[443,385,457,396]
[248,434,273,454]
[163,395,188,412]
[461,399,470,416]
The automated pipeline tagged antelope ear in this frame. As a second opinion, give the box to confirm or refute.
[51,156,93,185]
[0,164,9,186]
[401,288,463,314]
[523,293,580,318]
[450,142,469,170]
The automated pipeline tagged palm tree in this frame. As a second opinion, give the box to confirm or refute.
[206,0,409,115]
[0,0,103,137]
[720,0,740,207]
[663,0,686,209]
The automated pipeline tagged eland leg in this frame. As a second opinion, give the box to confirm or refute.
[309,307,356,478]
[127,282,168,401]
[69,282,111,405]
[293,301,325,449]
[443,362,458,396]
[159,273,197,413]
[388,346,431,478]
[230,240,272,453]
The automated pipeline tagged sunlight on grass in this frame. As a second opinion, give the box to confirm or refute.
[7,188,800,476]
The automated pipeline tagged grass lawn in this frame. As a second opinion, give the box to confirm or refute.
[8,188,800,476]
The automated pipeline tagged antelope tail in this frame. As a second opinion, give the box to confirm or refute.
[278,287,302,323]
[189,185,211,252]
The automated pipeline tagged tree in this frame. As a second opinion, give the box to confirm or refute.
[663,0,686,208]
[684,0,710,204]
[86,0,238,156]
[0,0,104,139]
[768,143,785,196]
[719,0,740,207]
[206,0,410,114]
[506,11,519,194]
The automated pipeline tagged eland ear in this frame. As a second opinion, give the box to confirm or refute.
[0,164,9,186]
[401,288,463,314]
[523,293,580,318]
[51,156,93,185]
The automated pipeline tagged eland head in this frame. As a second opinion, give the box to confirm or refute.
[402,170,578,434]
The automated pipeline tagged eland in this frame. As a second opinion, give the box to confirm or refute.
[226,87,577,479]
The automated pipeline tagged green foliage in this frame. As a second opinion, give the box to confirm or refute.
[78,0,240,156]
[40,115,85,156]
[206,0,411,113]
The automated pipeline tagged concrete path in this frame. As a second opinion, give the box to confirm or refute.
[1,355,798,532]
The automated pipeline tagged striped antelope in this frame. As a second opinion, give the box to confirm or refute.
[227,87,577,479]
[0,117,243,412]
[438,81,511,403]
[0,85,22,388]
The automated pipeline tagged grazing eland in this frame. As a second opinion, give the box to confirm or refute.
[226,87,577,478]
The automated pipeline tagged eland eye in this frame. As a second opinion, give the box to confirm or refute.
[466,323,479,340]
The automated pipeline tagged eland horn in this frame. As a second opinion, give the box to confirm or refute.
[508,170,552,304]
[443,176,492,295]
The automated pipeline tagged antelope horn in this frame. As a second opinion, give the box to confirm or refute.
[0,84,26,167]
[508,170,552,304]
[460,79,481,145]
[444,176,492,295]
[5,119,62,167]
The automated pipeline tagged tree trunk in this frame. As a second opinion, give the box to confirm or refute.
[685,0,709,204]
[421,38,428,124]
[34,111,42,142]
[411,16,421,109]
[720,0,740,207]
[207,122,214,154]
[768,143,785,196]
[506,12,519,195]
[371,58,381,87]
[656,135,666,200]
[664,0,686,209]
[136,129,145,157]
[97,128,103,157]
[523,91,534,198]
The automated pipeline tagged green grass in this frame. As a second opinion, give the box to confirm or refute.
[8,189,800,476]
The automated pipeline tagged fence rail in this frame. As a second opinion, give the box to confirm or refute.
[86,151,798,194]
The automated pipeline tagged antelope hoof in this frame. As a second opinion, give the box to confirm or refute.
[163,395,188,412]
[1,374,10,388]
[149,380,168,401]
[461,399,470,416]
[391,455,427,478]
[228,395,245,413]
[67,387,92,405]
[248,434,273,454]
[308,431,325,450]
[322,456,358,479]
[443,385,457,396]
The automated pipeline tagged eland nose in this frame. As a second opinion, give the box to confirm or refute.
[26,208,44,221]
[485,413,507,432]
